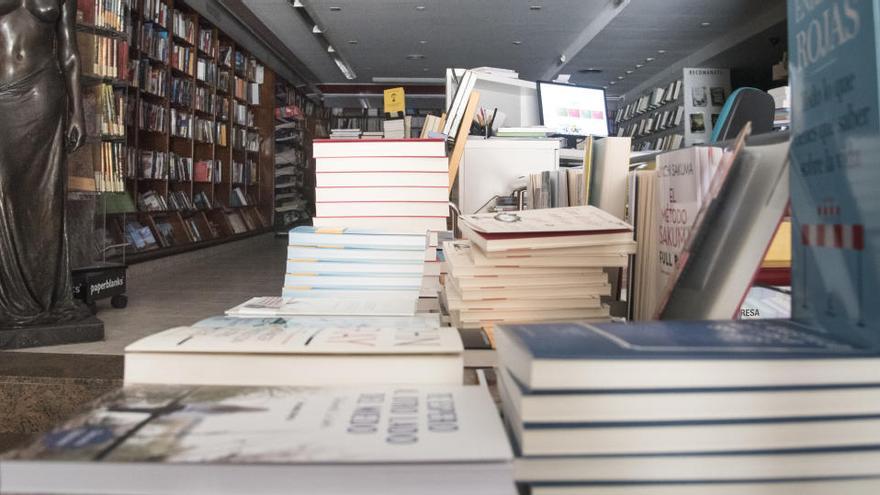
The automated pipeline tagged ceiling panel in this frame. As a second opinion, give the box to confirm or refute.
[566,0,786,95]
[244,0,610,83]
[239,0,787,101]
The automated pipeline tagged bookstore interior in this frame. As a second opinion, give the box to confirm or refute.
[2,0,880,493]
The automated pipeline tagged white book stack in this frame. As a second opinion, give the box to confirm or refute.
[283,226,428,306]
[1,384,515,495]
[383,118,405,139]
[443,206,635,331]
[312,138,450,233]
[124,314,463,386]
[329,128,362,139]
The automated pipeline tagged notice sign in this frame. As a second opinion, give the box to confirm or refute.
[384,87,405,115]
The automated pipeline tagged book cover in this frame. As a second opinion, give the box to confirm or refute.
[5,385,511,464]
[288,226,428,251]
[126,319,461,355]
[501,320,870,360]
[788,0,880,350]
[226,296,417,318]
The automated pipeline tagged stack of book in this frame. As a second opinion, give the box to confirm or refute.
[496,320,880,494]
[443,206,635,330]
[383,118,406,138]
[283,226,427,306]
[124,313,463,386]
[329,128,361,139]
[1,383,515,495]
[312,138,449,233]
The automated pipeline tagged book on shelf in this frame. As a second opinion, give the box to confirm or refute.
[77,31,129,80]
[0,384,514,495]
[76,0,128,32]
[124,314,463,386]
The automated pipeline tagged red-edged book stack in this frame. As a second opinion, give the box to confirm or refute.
[312,138,449,234]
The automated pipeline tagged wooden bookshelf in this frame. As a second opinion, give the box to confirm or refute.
[79,0,285,261]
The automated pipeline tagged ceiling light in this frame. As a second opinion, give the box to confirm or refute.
[423,68,430,72]
[347,40,358,45]
[332,57,356,80]
[419,40,427,44]
[603,86,608,89]
[645,57,655,62]
[635,64,643,68]
[657,49,666,54]
[312,25,322,34]
[406,54,425,60]
[700,21,711,27]
[289,0,304,7]
[329,6,341,11]
[609,81,616,85]
[529,5,542,10]
[625,70,633,74]
[617,76,625,80]
[415,5,426,10]
[327,45,335,53]
[512,40,522,45]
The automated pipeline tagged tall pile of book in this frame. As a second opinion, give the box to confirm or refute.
[443,206,635,331]
[283,227,427,307]
[496,320,880,494]
[312,138,449,233]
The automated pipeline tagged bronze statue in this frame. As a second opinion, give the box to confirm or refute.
[0,0,90,328]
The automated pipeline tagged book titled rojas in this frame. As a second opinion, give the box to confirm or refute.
[1,385,514,495]
[788,0,880,350]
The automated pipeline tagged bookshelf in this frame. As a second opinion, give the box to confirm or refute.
[273,83,327,233]
[616,68,732,152]
[74,0,282,262]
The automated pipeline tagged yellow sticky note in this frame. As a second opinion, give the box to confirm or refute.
[384,87,405,114]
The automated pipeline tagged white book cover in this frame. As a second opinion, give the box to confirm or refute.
[226,296,417,317]
[313,216,448,234]
[191,314,441,330]
[316,187,449,203]
[316,201,450,218]
[459,206,631,236]
[286,261,425,277]
[316,172,448,188]
[283,274,423,290]
[5,384,512,465]
[126,320,461,355]
[288,227,427,251]
[288,246,425,263]
[316,156,449,173]
[313,139,446,158]
[282,288,422,300]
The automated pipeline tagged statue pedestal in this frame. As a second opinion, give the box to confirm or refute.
[0,317,104,350]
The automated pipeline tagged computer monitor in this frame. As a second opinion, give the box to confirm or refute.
[537,81,609,138]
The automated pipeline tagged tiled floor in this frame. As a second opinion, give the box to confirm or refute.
[19,233,287,355]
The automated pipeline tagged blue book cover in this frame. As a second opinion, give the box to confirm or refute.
[501,320,874,361]
[788,0,880,350]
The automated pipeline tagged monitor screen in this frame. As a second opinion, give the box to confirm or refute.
[537,81,609,137]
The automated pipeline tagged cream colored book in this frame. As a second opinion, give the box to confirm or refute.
[125,316,463,386]
[458,206,633,253]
